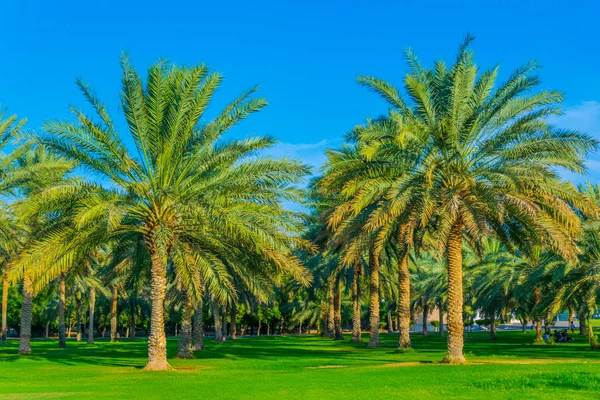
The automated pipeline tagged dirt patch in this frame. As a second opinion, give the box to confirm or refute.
[306,365,347,369]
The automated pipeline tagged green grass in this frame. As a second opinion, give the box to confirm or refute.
[1,331,600,399]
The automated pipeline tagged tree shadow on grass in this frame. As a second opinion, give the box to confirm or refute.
[1,331,598,369]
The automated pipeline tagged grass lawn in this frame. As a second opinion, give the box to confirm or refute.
[1,331,599,399]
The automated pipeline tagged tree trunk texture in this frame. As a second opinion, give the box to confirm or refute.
[230,303,237,339]
[58,273,66,348]
[522,320,527,334]
[533,287,543,342]
[490,318,497,340]
[76,295,83,342]
[387,312,393,333]
[19,274,33,354]
[333,282,343,340]
[87,286,96,344]
[110,285,118,342]
[439,300,444,337]
[143,249,171,370]
[351,261,362,343]
[580,311,588,336]
[422,304,429,336]
[327,279,335,338]
[192,299,204,351]
[397,250,411,349]
[213,300,224,343]
[367,251,381,348]
[443,222,465,363]
[1,275,8,343]
[176,294,194,359]
[129,297,136,340]
[222,305,227,338]
[257,319,262,336]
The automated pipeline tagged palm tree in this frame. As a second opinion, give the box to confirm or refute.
[0,108,26,344]
[355,35,597,362]
[34,57,310,369]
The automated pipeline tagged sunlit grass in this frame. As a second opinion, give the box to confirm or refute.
[1,331,600,399]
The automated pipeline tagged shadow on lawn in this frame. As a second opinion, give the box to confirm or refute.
[0,331,598,368]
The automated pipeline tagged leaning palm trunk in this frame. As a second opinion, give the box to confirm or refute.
[110,285,118,342]
[327,279,335,337]
[351,261,362,342]
[443,223,465,363]
[397,250,411,349]
[58,273,66,348]
[19,274,33,354]
[439,300,444,337]
[230,303,237,339]
[144,249,171,370]
[212,300,224,343]
[192,300,204,351]
[176,294,194,359]
[333,283,343,340]
[2,274,9,343]
[87,286,96,344]
[367,251,380,348]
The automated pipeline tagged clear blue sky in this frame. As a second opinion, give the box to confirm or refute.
[2,0,599,183]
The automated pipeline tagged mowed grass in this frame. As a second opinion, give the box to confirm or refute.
[1,331,600,399]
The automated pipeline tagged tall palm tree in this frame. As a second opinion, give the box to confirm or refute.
[354,35,597,362]
[33,57,310,369]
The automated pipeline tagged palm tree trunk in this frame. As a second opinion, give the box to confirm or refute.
[176,294,193,359]
[327,279,335,338]
[212,300,224,343]
[522,319,527,334]
[19,274,33,354]
[443,222,465,363]
[230,303,237,339]
[58,273,66,348]
[222,305,227,338]
[257,319,262,336]
[422,304,429,336]
[533,287,543,342]
[192,299,204,350]
[580,310,588,336]
[490,317,497,340]
[110,285,118,342]
[144,249,171,370]
[45,323,49,339]
[76,295,83,342]
[2,274,9,343]
[367,250,380,348]
[87,286,96,344]
[387,312,393,333]
[333,282,343,340]
[439,300,444,337]
[351,261,362,343]
[267,323,271,336]
[129,296,136,340]
[397,250,411,349]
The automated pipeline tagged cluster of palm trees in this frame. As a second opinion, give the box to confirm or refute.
[300,36,599,362]
[1,36,599,369]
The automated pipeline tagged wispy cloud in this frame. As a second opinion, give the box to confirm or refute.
[266,138,340,174]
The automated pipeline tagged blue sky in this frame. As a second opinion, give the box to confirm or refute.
[1,0,599,184]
